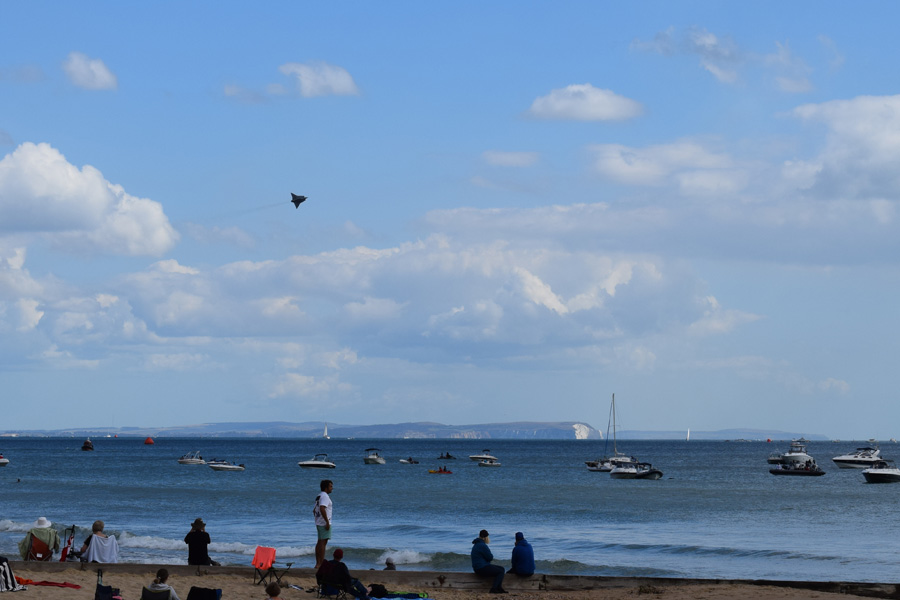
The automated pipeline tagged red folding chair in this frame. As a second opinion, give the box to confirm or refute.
[26,536,52,561]
[252,546,292,586]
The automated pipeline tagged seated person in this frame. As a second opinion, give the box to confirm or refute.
[507,532,534,577]
[17,517,60,560]
[316,548,369,599]
[81,520,119,563]
[184,518,220,566]
[143,568,181,600]
[471,529,505,594]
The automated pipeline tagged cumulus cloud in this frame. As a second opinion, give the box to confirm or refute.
[528,84,642,121]
[278,61,359,97]
[62,52,118,90]
[0,143,178,255]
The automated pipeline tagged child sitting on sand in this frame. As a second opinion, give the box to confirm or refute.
[265,582,282,599]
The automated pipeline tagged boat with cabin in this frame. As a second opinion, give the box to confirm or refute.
[364,448,386,464]
[832,446,882,469]
[469,449,497,461]
[81,438,94,451]
[767,438,812,465]
[586,393,638,472]
[610,462,663,480]
[862,460,900,483]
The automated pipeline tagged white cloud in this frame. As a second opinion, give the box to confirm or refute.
[528,84,642,121]
[270,372,334,397]
[16,298,43,331]
[0,143,178,256]
[766,42,813,93]
[143,353,209,371]
[590,140,736,191]
[345,296,405,320]
[482,151,539,167]
[633,27,740,84]
[62,52,117,90]
[278,61,359,98]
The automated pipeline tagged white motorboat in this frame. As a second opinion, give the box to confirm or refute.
[178,451,206,465]
[399,457,419,464]
[478,458,501,467]
[364,448,386,464]
[586,393,638,472]
[0,454,8,467]
[832,446,882,469]
[610,462,663,480]
[768,438,812,465]
[469,449,497,461]
[863,460,900,483]
[299,453,336,468]
[209,462,245,471]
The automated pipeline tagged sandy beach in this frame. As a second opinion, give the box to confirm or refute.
[7,563,884,600]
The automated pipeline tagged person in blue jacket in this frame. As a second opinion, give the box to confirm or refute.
[507,532,535,577]
[471,529,506,594]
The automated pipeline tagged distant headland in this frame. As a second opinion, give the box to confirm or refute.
[0,421,829,440]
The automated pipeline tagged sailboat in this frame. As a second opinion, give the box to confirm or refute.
[686,428,690,442]
[585,393,637,472]
[323,423,330,440]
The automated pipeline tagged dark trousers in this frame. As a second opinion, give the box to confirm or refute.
[475,564,505,591]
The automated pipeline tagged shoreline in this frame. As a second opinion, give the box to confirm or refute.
[7,562,895,599]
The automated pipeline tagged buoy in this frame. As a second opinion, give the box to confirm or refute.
[144,437,155,445]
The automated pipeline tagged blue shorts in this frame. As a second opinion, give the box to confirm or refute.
[317,525,332,540]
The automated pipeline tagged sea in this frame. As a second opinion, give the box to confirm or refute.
[1,437,898,583]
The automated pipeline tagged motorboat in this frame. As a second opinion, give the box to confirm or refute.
[209,462,245,471]
[478,458,501,467]
[364,448,386,465]
[428,467,452,474]
[178,451,206,465]
[863,460,900,483]
[469,449,497,461]
[610,462,663,480]
[832,446,882,469]
[399,458,419,464]
[586,393,638,472]
[206,458,229,466]
[81,438,94,451]
[437,452,457,459]
[298,453,336,468]
[768,438,812,465]
[769,460,825,476]
[0,454,8,467]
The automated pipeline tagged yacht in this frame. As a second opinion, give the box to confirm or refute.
[768,438,812,465]
[469,449,497,461]
[862,460,900,483]
[364,448,386,465]
[832,446,882,469]
[610,462,663,480]
[477,458,502,467]
[298,453,336,469]
[177,451,206,465]
[586,393,639,472]
[209,462,245,472]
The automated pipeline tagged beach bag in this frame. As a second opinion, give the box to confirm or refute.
[187,586,222,600]
[94,569,121,600]
[369,583,389,597]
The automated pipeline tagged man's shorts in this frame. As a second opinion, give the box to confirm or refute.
[317,525,332,540]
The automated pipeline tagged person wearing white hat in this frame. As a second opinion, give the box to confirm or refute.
[17,517,60,560]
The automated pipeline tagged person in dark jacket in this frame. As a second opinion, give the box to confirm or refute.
[316,548,369,599]
[470,529,506,594]
[184,518,220,566]
[507,532,535,577]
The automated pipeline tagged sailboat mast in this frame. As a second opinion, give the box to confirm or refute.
[612,393,617,455]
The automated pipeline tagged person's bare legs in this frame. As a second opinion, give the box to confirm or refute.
[315,537,328,568]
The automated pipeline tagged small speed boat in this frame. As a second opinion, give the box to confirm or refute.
[178,451,206,465]
[863,460,900,483]
[364,448,386,465]
[478,458,501,467]
[469,449,497,461]
[610,462,663,479]
[0,454,8,467]
[586,454,638,472]
[299,453,336,468]
[769,461,825,476]
[832,446,882,469]
[81,438,94,451]
[428,467,452,474]
[209,462,245,471]
[399,458,419,464]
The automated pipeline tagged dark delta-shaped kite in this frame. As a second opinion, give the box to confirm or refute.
[291,193,308,208]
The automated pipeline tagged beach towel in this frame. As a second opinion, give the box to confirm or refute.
[84,535,119,563]
[0,556,25,592]
[14,577,81,588]
[186,586,222,600]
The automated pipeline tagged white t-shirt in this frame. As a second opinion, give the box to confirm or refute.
[314,491,332,526]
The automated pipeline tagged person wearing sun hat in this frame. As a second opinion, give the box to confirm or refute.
[184,517,220,566]
[18,517,60,560]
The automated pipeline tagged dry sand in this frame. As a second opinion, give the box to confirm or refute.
[9,565,879,600]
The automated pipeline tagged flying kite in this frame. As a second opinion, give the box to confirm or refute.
[291,193,308,208]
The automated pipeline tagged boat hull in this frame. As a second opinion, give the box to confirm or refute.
[832,458,881,469]
[769,468,825,476]
[299,462,336,468]
[863,471,900,483]
[364,457,386,464]
[209,464,244,471]
[0,459,8,466]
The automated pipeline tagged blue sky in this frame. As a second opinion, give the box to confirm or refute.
[2,3,899,438]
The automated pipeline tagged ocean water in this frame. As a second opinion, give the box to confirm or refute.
[1,437,898,583]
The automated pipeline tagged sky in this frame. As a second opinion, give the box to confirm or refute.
[2,3,899,438]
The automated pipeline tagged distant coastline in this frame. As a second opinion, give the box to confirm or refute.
[0,420,829,440]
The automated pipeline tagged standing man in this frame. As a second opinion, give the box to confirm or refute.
[314,479,334,569]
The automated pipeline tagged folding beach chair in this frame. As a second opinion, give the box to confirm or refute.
[252,545,292,585]
[315,560,349,600]
[25,535,53,561]
[141,586,173,600]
